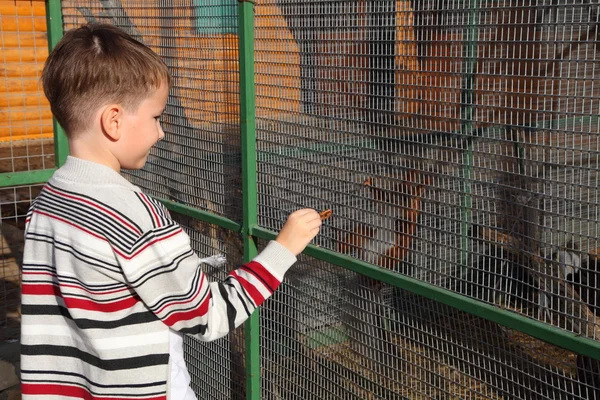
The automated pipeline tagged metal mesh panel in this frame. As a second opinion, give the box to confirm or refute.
[255,0,600,343]
[61,0,242,222]
[0,184,42,341]
[0,0,54,171]
[260,252,594,399]
[172,213,246,400]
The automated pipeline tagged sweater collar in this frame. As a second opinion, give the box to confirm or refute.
[52,156,140,190]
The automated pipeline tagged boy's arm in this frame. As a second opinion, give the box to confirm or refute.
[119,221,296,341]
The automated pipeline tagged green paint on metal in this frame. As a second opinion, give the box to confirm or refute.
[458,0,479,274]
[534,115,600,130]
[238,2,260,399]
[158,199,241,232]
[193,0,238,35]
[257,113,599,165]
[0,169,56,187]
[250,225,600,361]
[46,0,69,167]
[256,138,378,163]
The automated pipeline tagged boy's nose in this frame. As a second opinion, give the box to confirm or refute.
[158,124,165,141]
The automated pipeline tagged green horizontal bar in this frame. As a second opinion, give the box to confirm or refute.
[257,138,377,163]
[0,169,56,187]
[534,115,600,130]
[250,224,600,361]
[257,114,599,164]
[157,198,242,233]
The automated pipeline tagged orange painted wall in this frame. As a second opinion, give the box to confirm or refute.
[0,0,52,142]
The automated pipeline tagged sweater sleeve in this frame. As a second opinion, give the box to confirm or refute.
[117,220,296,342]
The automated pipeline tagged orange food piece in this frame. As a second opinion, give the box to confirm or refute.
[319,209,333,220]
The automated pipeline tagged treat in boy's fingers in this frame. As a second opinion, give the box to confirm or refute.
[319,209,333,220]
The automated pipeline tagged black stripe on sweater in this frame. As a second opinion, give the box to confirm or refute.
[125,248,194,289]
[135,193,171,228]
[218,283,237,332]
[149,265,203,312]
[22,263,125,292]
[21,305,159,329]
[36,197,137,252]
[24,233,122,276]
[45,182,143,233]
[127,223,181,255]
[21,369,165,390]
[225,280,252,317]
[136,193,158,229]
[21,345,169,371]
[41,186,141,239]
[240,264,276,293]
[146,196,171,226]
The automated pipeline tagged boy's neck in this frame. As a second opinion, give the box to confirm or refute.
[69,136,121,173]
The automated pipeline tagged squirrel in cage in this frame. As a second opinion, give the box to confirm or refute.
[337,169,431,274]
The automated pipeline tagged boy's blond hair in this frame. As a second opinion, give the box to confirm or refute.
[42,23,172,136]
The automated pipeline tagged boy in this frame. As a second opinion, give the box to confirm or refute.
[21,23,321,399]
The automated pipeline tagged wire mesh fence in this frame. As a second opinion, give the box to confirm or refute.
[0,0,53,344]
[259,253,597,400]
[255,0,600,340]
[0,184,43,341]
[61,0,243,221]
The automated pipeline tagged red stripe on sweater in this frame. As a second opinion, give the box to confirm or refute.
[231,271,265,305]
[242,261,281,292]
[162,291,211,327]
[35,210,107,242]
[21,283,139,312]
[22,383,166,400]
[23,271,129,296]
[114,227,183,261]
[155,274,205,315]
[22,283,61,297]
[63,295,139,313]
[45,185,142,235]
[139,193,160,227]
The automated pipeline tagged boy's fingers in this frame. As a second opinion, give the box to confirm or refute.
[290,208,321,221]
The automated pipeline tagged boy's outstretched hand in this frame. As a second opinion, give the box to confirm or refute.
[275,209,322,256]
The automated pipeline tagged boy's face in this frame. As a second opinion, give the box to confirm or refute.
[118,82,169,170]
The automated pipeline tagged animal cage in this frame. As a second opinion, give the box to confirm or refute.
[2,0,600,398]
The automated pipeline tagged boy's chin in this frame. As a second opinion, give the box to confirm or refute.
[121,157,148,171]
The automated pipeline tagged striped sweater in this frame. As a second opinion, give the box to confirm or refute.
[21,156,296,399]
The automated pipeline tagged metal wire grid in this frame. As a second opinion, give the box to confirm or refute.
[0,184,42,341]
[61,0,242,221]
[259,253,595,399]
[254,1,600,338]
[171,213,246,400]
[0,0,54,172]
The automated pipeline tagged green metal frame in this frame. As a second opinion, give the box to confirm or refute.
[23,2,600,400]
[238,2,261,399]
[233,0,600,369]
[459,0,478,274]
[46,0,69,168]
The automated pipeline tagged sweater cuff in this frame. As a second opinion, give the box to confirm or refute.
[252,240,297,282]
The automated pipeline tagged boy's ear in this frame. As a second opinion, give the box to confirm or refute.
[100,104,124,141]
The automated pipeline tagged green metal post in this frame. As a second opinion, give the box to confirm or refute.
[46,0,69,167]
[459,0,480,274]
[238,2,260,399]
